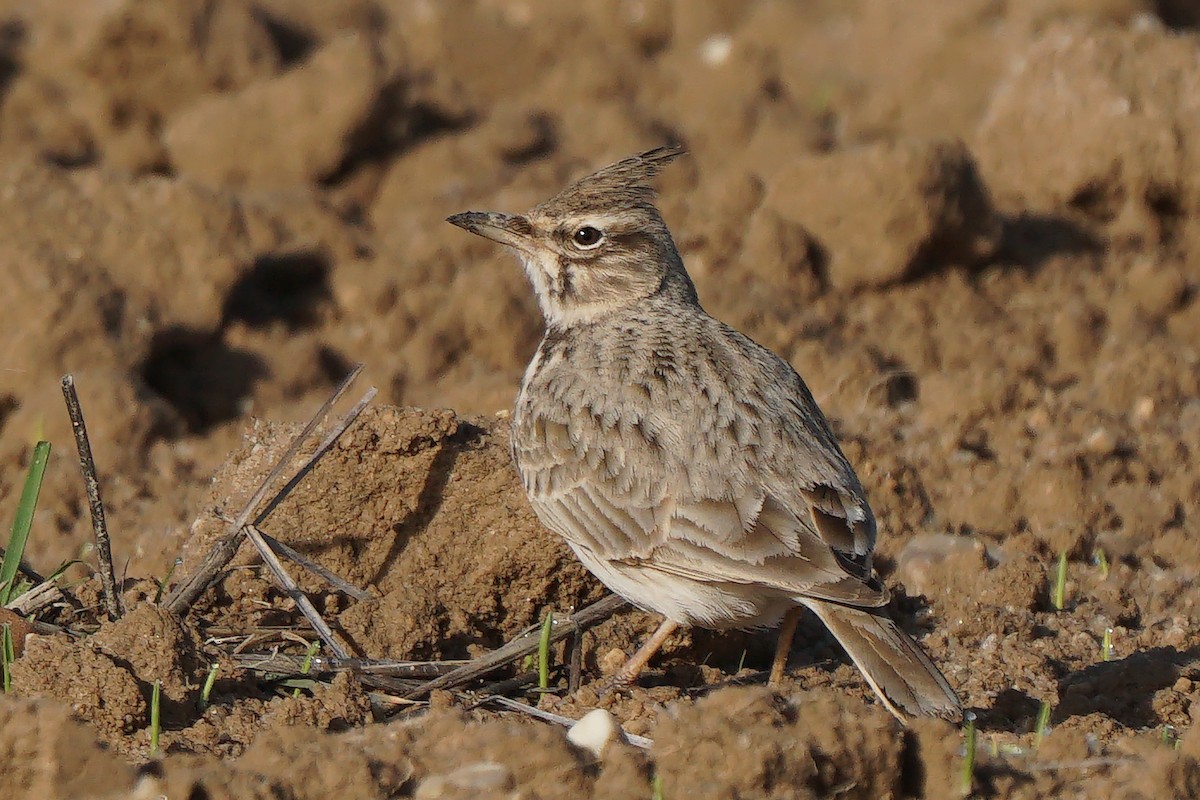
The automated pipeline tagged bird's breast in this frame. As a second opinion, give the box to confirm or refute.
[511,327,758,506]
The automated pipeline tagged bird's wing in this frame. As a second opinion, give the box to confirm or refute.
[641,486,887,607]
[521,319,887,608]
[537,479,888,608]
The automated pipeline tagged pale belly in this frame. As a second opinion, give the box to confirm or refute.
[562,536,793,631]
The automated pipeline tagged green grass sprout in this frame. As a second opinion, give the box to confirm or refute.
[200,663,219,710]
[1033,700,1052,748]
[294,640,320,698]
[149,679,162,755]
[5,577,31,602]
[277,677,318,692]
[154,558,182,605]
[652,774,664,800]
[1162,725,1180,749]
[45,559,86,583]
[960,714,977,797]
[1052,551,1068,611]
[538,607,554,691]
[1101,627,1113,662]
[0,441,51,605]
[1095,548,1110,579]
[1,623,15,693]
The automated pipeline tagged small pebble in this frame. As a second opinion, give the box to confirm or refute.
[699,34,733,66]
[1085,428,1115,455]
[567,708,627,758]
[599,648,628,676]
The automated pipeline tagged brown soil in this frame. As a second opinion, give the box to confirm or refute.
[2,1,1200,797]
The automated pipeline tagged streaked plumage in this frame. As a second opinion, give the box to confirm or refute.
[447,146,961,722]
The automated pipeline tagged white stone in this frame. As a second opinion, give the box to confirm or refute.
[567,708,626,758]
[699,34,732,66]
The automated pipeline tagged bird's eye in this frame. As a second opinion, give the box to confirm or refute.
[572,226,604,248]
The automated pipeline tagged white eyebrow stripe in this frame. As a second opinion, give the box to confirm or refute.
[563,211,642,232]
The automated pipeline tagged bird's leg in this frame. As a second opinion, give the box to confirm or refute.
[610,618,680,687]
[769,607,802,686]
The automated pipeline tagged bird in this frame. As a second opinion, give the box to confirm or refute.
[447,145,961,722]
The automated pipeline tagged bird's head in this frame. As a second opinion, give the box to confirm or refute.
[448,145,696,326]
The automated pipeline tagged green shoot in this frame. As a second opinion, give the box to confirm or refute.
[154,558,182,605]
[1051,551,1068,611]
[1101,628,1113,662]
[960,715,977,797]
[294,640,320,698]
[0,442,51,605]
[1,623,14,693]
[45,559,86,583]
[4,577,31,602]
[736,649,748,673]
[1095,548,1110,579]
[1162,725,1180,749]
[538,607,554,691]
[651,774,664,800]
[200,663,219,710]
[1033,700,1052,748]
[149,679,162,755]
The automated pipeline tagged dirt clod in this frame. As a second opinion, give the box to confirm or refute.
[11,634,147,747]
[755,138,1000,290]
[654,687,903,800]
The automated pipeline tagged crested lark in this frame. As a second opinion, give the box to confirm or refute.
[448,146,961,722]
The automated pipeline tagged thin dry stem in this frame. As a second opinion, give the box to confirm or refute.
[61,374,123,621]
[243,524,349,659]
[259,531,373,601]
[568,623,584,695]
[5,580,63,616]
[485,696,653,749]
[253,386,378,527]
[228,651,467,678]
[403,594,627,699]
[165,365,367,614]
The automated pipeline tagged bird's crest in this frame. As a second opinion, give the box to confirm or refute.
[534,145,685,216]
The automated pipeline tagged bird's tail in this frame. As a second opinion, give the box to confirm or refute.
[802,598,962,723]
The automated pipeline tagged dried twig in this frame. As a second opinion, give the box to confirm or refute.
[165,366,367,614]
[243,524,349,659]
[259,532,372,601]
[1022,757,1139,771]
[228,651,467,678]
[236,647,419,696]
[404,594,627,699]
[484,696,653,750]
[0,548,45,586]
[5,580,63,616]
[468,669,541,700]
[253,387,378,527]
[568,624,584,695]
[60,374,123,621]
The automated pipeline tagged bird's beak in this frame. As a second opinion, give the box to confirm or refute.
[446,211,532,251]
